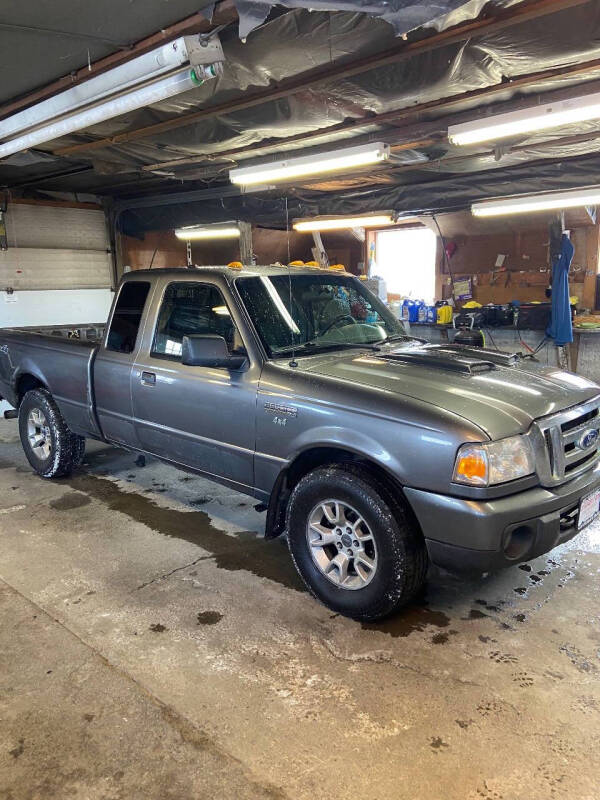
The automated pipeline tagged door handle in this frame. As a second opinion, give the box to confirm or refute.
[141,371,156,386]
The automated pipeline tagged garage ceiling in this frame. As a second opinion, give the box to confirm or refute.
[0,1,216,105]
[2,0,600,234]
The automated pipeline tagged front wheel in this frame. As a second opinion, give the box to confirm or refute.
[18,388,78,479]
[286,465,428,621]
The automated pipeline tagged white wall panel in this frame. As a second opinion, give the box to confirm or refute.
[5,204,109,251]
[0,288,112,328]
[0,248,112,290]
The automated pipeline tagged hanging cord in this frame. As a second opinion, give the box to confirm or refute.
[520,335,549,359]
[285,196,297,367]
[482,327,500,351]
[431,213,456,299]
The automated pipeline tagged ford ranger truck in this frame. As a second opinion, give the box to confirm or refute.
[1,265,599,621]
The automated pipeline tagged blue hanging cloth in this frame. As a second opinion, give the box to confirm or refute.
[546,233,574,347]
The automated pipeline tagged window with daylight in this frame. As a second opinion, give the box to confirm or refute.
[374,227,437,304]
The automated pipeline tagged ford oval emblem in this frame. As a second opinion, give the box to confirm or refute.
[578,428,599,450]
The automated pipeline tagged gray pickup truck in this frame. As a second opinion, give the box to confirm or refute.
[2,265,600,620]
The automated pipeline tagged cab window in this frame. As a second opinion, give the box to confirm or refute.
[152,282,242,360]
[106,281,151,353]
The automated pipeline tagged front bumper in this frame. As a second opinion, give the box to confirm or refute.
[404,460,600,573]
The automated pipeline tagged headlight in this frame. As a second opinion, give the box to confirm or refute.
[452,435,535,487]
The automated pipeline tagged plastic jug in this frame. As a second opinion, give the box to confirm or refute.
[407,300,420,324]
[436,303,453,325]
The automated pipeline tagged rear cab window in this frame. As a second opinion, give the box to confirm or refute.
[106,281,151,353]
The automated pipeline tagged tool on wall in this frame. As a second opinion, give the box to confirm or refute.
[0,192,8,251]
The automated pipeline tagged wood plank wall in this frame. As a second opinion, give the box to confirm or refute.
[119,228,363,273]
[440,225,600,311]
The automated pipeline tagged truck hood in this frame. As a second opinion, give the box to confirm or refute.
[299,343,600,439]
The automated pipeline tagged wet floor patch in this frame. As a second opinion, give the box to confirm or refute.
[362,605,451,638]
[149,623,167,633]
[49,492,92,511]
[462,608,488,620]
[197,611,223,626]
[431,629,458,645]
[65,472,305,593]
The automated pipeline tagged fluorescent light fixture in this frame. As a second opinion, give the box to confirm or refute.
[174,222,241,240]
[229,142,390,186]
[449,91,600,146]
[0,39,191,141]
[0,64,219,159]
[472,186,600,217]
[294,212,395,232]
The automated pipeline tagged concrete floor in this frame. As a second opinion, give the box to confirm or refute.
[0,418,599,800]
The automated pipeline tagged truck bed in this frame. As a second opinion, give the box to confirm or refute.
[0,326,103,438]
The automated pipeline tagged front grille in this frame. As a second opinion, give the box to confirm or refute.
[531,395,600,487]
[561,407,599,434]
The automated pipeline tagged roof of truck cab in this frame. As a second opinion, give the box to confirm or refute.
[123,264,347,280]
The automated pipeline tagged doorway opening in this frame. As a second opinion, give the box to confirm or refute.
[374,227,437,303]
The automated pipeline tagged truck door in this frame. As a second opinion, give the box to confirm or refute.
[94,278,152,447]
[131,279,258,492]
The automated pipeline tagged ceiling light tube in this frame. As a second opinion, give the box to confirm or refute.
[294,213,396,232]
[0,39,192,141]
[449,91,600,146]
[174,223,241,240]
[472,187,600,217]
[0,65,219,159]
[229,142,390,186]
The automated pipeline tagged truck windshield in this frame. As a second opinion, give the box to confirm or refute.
[236,273,407,357]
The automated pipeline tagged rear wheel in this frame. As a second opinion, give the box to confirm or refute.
[286,465,428,621]
[18,388,77,479]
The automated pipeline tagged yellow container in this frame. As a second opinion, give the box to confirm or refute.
[436,304,453,324]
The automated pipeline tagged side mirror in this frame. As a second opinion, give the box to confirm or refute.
[181,334,247,370]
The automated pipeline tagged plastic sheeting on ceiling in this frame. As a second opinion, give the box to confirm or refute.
[39,0,600,182]
[7,0,600,234]
[118,149,600,237]
[232,0,523,40]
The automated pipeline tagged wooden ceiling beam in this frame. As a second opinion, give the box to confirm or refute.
[52,0,591,157]
[138,55,600,176]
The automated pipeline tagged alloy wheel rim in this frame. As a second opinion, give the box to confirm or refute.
[27,408,52,460]
[306,499,378,590]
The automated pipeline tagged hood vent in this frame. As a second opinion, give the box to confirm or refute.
[434,345,519,368]
[378,346,512,375]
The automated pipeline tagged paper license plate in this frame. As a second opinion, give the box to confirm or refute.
[578,488,600,530]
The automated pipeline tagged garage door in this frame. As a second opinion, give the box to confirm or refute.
[1,203,113,290]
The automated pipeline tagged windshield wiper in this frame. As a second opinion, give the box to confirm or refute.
[378,333,422,345]
[274,340,381,358]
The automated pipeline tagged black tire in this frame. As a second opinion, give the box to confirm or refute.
[71,434,86,467]
[18,388,77,479]
[286,465,428,621]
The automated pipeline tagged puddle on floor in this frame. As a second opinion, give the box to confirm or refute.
[65,471,306,593]
[362,604,451,638]
[49,492,92,511]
